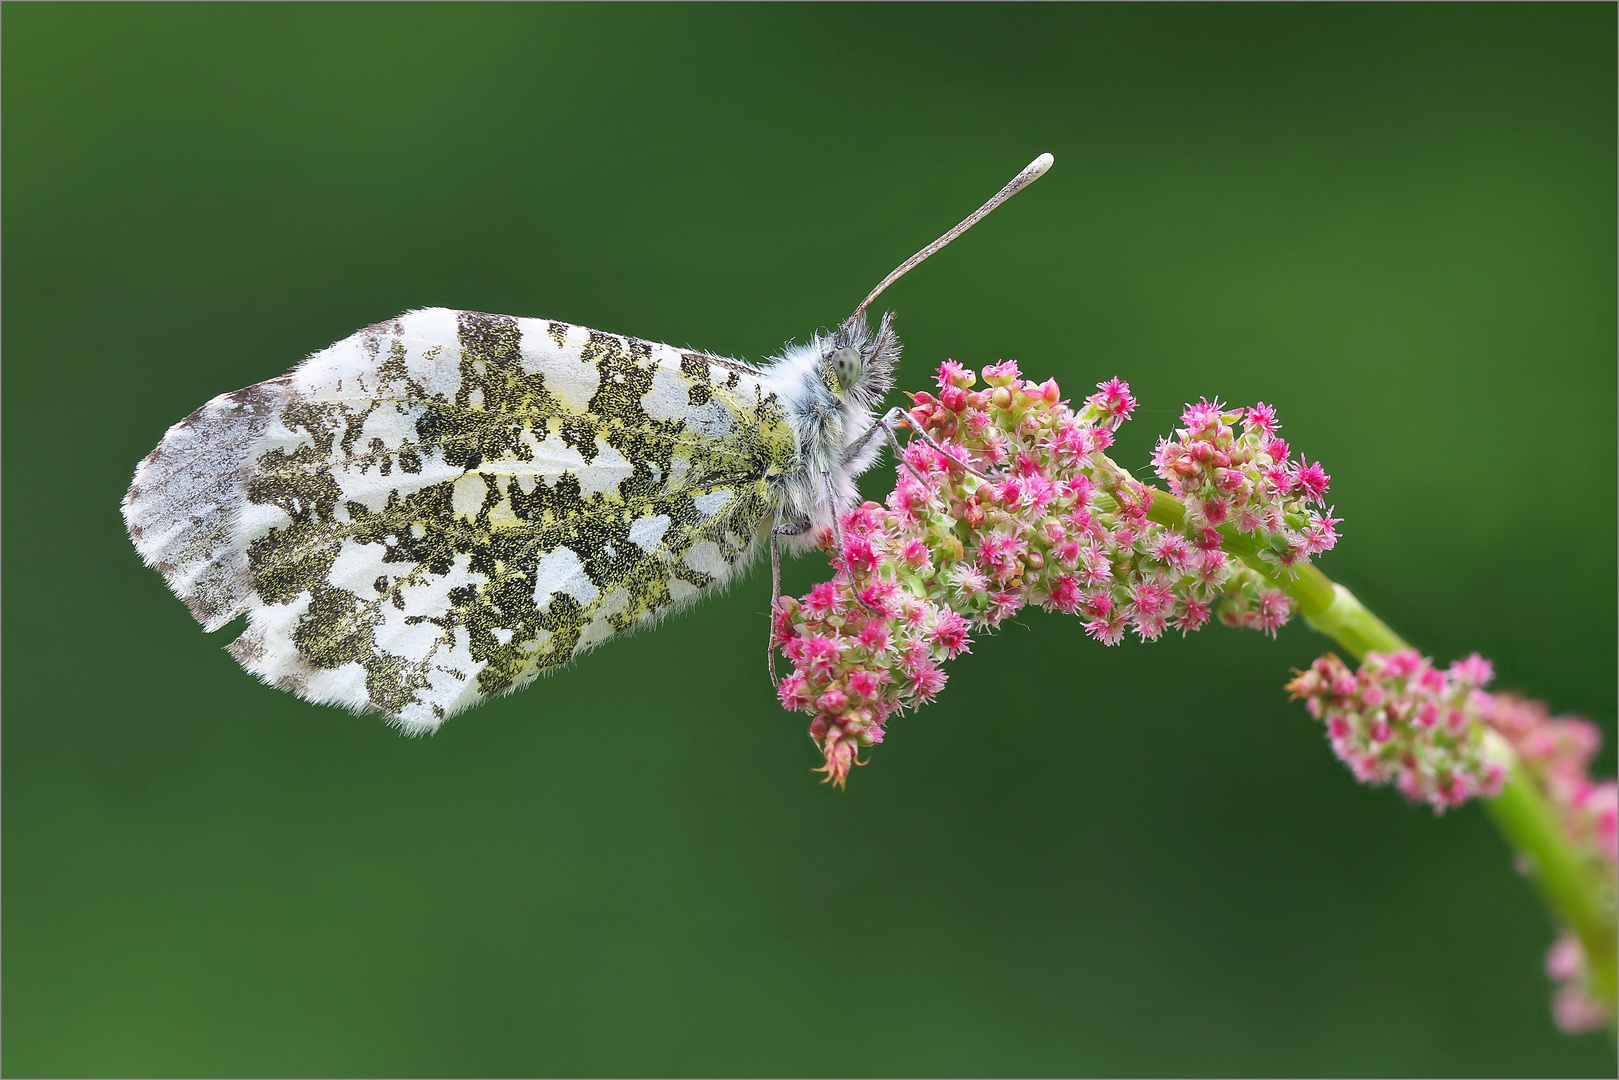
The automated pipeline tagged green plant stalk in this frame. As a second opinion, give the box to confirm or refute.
[1147,488,1618,1013]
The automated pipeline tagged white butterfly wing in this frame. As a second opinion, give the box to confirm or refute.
[124,308,799,731]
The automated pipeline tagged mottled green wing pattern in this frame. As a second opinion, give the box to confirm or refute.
[123,308,800,731]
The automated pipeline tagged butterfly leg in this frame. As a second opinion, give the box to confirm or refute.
[768,513,812,685]
[822,469,846,553]
[888,406,991,480]
[842,407,917,481]
[846,406,989,483]
[879,416,929,487]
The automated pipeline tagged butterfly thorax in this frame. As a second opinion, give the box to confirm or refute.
[759,312,900,552]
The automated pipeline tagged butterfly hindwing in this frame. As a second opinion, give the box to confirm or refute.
[124,308,800,731]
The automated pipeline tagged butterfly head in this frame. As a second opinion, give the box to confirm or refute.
[814,151,1052,412]
[821,310,899,410]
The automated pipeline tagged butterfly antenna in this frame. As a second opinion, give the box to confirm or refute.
[850,152,1054,322]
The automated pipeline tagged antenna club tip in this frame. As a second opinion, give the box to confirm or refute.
[850,152,1055,318]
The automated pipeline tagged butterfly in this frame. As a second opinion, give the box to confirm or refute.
[122,154,1053,732]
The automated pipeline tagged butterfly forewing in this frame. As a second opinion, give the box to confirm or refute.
[124,308,799,731]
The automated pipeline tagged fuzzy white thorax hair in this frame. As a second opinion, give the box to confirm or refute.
[759,311,900,551]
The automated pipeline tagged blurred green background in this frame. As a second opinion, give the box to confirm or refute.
[4,4,1614,1076]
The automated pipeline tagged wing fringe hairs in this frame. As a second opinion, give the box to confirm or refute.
[124,375,298,632]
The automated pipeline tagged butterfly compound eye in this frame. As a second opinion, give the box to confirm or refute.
[829,346,863,392]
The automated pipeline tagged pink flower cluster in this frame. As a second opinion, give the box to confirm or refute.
[1484,694,1617,1033]
[774,360,1340,785]
[1285,650,1510,813]
[1289,651,1619,1031]
[772,524,972,786]
[1152,398,1340,576]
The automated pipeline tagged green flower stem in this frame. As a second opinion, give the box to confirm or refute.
[1146,487,1618,1014]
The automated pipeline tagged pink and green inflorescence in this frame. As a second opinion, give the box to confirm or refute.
[1285,650,1511,814]
[771,356,1615,1036]
[1288,649,1617,1032]
[772,360,1338,787]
